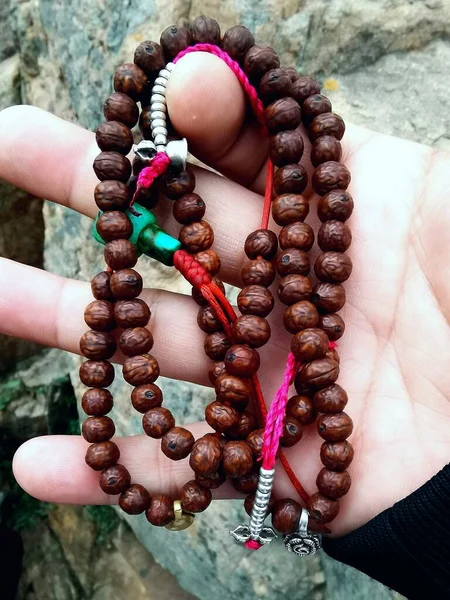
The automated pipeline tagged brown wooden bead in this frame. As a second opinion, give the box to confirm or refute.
[96,211,132,242]
[104,92,139,128]
[232,315,271,349]
[283,301,319,334]
[228,410,257,440]
[224,344,260,377]
[260,68,292,104]
[318,190,354,223]
[160,25,192,61]
[241,259,275,287]
[280,416,303,447]
[91,271,113,301]
[272,194,309,226]
[246,428,264,459]
[291,76,320,104]
[313,161,351,196]
[276,248,310,277]
[123,354,159,386]
[190,15,221,45]
[311,136,342,167]
[309,113,345,142]
[319,313,346,341]
[307,492,339,523]
[104,239,137,271]
[142,407,175,439]
[114,299,150,328]
[189,435,222,476]
[119,327,153,356]
[232,470,259,494]
[314,384,348,414]
[315,252,353,283]
[327,348,340,364]
[80,330,116,360]
[318,412,353,442]
[272,499,301,534]
[222,441,253,477]
[279,222,314,251]
[291,328,329,362]
[79,360,114,387]
[245,493,275,517]
[134,41,165,77]
[179,220,214,253]
[320,440,354,471]
[318,221,352,253]
[237,285,274,317]
[93,151,131,183]
[204,331,231,361]
[302,94,332,126]
[82,388,113,416]
[278,274,312,305]
[82,416,115,442]
[131,384,163,413]
[215,374,251,410]
[85,441,120,471]
[138,108,152,140]
[194,249,221,275]
[197,306,222,333]
[95,180,130,212]
[286,394,316,425]
[317,468,351,499]
[284,67,298,81]
[311,282,346,313]
[208,361,227,385]
[161,427,195,461]
[113,63,147,100]
[244,229,278,260]
[173,193,206,224]
[119,484,151,515]
[195,469,226,490]
[146,494,174,526]
[84,300,115,332]
[161,169,195,199]
[207,433,227,451]
[96,121,133,154]
[298,357,339,389]
[205,401,238,433]
[192,276,225,306]
[294,377,314,396]
[110,269,143,300]
[222,25,255,64]
[181,480,212,513]
[244,44,280,83]
[265,98,301,134]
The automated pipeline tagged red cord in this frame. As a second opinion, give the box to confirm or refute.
[260,159,274,230]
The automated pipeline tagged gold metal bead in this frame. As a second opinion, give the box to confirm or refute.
[165,500,195,531]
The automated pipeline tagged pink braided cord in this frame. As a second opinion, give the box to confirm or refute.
[134,152,171,201]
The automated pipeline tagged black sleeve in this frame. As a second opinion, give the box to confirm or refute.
[323,464,450,599]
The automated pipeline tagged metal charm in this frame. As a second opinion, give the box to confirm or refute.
[166,138,188,171]
[284,509,322,556]
[165,500,195,532]
[133,140,156,162]
[230,524,277,546]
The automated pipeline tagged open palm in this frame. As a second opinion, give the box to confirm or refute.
[1,53,449,537]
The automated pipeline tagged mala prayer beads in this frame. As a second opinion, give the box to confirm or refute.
[82,14,354,554]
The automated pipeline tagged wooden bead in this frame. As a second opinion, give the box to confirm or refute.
[93,151,131,183]
[84,300,115,332]
[318,189,354,223]
[99,464,131,495]
[279,222,314,252]
[96,211,132,242]
[215,374,251,410]
[265,98,301,134]
[104,239,137,270]
[123,354,159,386]
[228,410,257,440]
[319,313,346,341]
[80,330,116,360]
[312,282,346,313]
[315,252,352,283]
[276,248,310,277]
[321,441,354,471]
[317,468,351,499]
[286,394,316,426]
[327,348,340,364]
[284,67,298,81]
[313,161,351,196]
[205,401,238,433]
[208,361,227,385]
[241,259,275,287]
[224,344,260,377]
[85,441,120,471]
[161,427,195,460]
[318,412,353,442]
[194,249,221,275]
[82,388,113,416]
[283,301,319,334]
[161,169,195,199]
[222,441,253,477]
[82,416,115,442]
[237,285,274,317]
[260,68,292,104]
[232,315,271,349]
[192,276,225,306]
[307,492,339,523]
[318,221,352,252]
[309,113,345,142]
[206,433,227,451]
[103,92,139,128]
[79,360,114,387]
[190,15,221,45]
[113,63,148,100]
[131,384,163,414]
[244,44,280,83]
[246,428,264,459]
[146,494,175,526]
[160,25,192,61]
[245,493,275,517]
[302,94,332,126]
[222,25,255,64]
[110,269,143,300]
[291,76,320,104]
[269,129,304,168]
[311,136,342,167]
[298,357,339,389]
[142,407,175,439]
[179,220,214,252]
[197,306,222,333]
[232,470,259,494]
[91,271,113,301]
[244,229,278,260]
[119,484,151,515]
[195,469,226,490]
[95,180,130,212]
[291,328,329,362]
[96,121,133,154]
[280,416,303,447]
[204,331,231,361]
[189,435,222,476]
[173,193,206,224]
[272,499,301,534]
[272,194,309,226]
[114,299,150,328]
[181,480,212,513]
[278,274,312,305]
[294,377,314,396]
[314,384,348,414]
[133,41,165,77]
[119,327,153,356]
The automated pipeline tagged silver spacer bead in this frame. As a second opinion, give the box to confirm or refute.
[154,76,168,87]
[159,68,171,80]
[165,62,175,72]
[156,144,166,153]
[150,101,166,112]
[152,125,168,137]
[151,118,167,130]
[150,110,167,121]
[249,467,275,539]
[151,93,166,105]
[154,133,167,146]
[152,84,166,95]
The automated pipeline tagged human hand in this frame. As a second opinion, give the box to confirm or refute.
[1,53,449,536]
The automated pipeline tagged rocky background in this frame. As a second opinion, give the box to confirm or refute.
[0,0,449,598]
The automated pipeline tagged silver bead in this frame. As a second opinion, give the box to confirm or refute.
[165,62,175,72]
[159,68,171,80]
[156,144,166,153]
[154,133,167,146]
[151,93,166,105]
[152,125,168,137]
[152,84,166,95]
[150,102,166,112]
[166,138,188,171]
[154,76,168,87]
[150,110,166,121]
[151,118,166,129]
[249,467,275,539]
